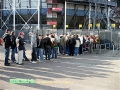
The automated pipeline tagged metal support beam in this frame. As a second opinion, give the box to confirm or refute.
[38,0,40,30]
[88,3,91,31]
[93,1,97,35]
[13,0,15,31]
[64,0,67,34]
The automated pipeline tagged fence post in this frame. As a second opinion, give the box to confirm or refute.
[113,44,115,57]
[105,44,106,52]
[100,44,101,54]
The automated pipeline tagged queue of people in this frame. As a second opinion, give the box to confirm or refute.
[2,29,100,66]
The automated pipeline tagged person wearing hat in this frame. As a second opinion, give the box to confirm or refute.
[16,32,25,65]
[2,29,11,66]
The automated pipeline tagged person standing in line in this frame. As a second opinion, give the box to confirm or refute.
[36,35,40,60]
[30,32,37,63]
[10,31,16,62]
[69,35,76,56]
[44,34,52,60]
[95,35,100,54]
[74,35,80,56]
[23,38,29,61]
[37,35,44,61]
[55,34,60,54]
[51,35,58,59]
[89,35,94,54]
[66,35,70,55]
[60,35,66,55]
[79,35,84,55]
[2,29,11,66]
[17,32,25,65]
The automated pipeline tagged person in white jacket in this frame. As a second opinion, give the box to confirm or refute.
[74,35,81,55]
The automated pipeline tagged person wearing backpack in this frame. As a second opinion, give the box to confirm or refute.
[10,31,16,62]
[2,29,11,66]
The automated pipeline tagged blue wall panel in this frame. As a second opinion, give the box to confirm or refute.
[2,8,102,17]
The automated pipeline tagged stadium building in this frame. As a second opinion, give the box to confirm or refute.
[0,0,118,34]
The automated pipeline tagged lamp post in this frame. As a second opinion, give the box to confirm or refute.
[111,24,115,43]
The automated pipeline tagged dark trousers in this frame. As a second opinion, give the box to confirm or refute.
[45,46,51,60]
[79,44,83,54]
[4,47,10,65]
[31,47,37,61]
[69,45,74,56]
[11,48,16,62]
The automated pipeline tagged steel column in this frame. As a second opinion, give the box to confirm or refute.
[93,1,97,35]
[64,0,67,34]
[13,0,15,31]
[38,0,40,30]
[88,3,91,31]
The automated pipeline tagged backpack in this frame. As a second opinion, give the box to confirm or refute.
[70,38,76,45]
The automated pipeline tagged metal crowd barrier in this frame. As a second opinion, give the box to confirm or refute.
[99,43,110,54]
[112,43,120,56]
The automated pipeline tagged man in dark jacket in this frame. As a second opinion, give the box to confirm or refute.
[44,34,52,60]
[2,29,11,66]
[10,31,16,62]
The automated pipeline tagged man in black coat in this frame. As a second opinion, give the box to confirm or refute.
[2,29,11,66]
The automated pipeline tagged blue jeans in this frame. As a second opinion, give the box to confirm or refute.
[66,46,70,54]
[11,48,16,62]
[45,46,51,60]
[39,48,44,61]
[79,44,83,54]
[74,47,79,55]
[52,47,58,58]
[4,47,10,65]
[60,46,66,54]
[36,48,39,59]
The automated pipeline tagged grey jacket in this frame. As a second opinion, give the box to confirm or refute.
[31,34,37,48]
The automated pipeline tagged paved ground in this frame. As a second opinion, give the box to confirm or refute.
[0,45,120,90]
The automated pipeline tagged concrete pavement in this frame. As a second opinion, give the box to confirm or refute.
[0,45,120,90]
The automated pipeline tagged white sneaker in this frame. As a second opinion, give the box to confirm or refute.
[32,61,37,63]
